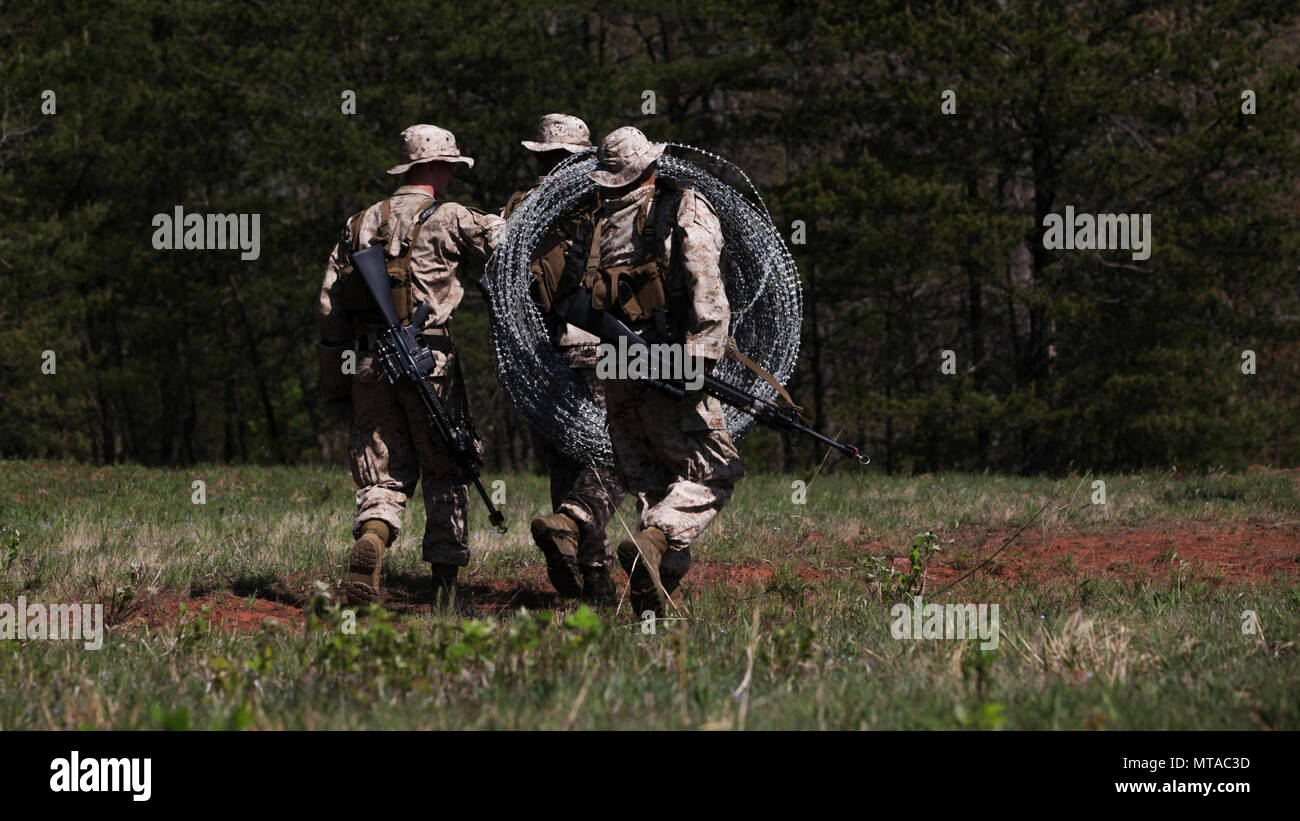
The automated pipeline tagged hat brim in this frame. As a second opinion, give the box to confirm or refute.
[386,155,475,175]
[521,140,591,153]
[587,143,666,187]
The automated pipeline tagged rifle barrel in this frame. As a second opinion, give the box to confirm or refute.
[559,286,869,465]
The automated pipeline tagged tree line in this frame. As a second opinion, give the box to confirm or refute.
[1,0,1297,474]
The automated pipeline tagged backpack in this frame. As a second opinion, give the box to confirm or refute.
[337,197,442,328]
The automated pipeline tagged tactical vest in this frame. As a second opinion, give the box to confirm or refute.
[337,196,442,328]
[580,177,692,337]
[518,187,598,316]
[501,188,529,219]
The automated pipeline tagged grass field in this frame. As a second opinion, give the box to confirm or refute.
[1,460,1297,730]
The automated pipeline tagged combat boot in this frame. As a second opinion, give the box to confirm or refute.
[530,512,583,597]
[581,565,617,606]
[617,527,672,617]
[660,546,692,601]
[344,520,391,606]
[431,563,472,616]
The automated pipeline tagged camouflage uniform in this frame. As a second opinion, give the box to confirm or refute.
[592,179,744,553]
[508,115,627,600]
[317,125,504,594]
[505,177,624,573]
[578,127,745,613]
[539,345,624,571]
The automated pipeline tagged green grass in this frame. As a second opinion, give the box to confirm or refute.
[0,460,1297,730]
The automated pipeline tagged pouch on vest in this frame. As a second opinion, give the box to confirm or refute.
[580,177,691,334]
[529,193,597,315]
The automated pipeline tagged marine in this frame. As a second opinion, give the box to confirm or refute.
[316,124,505,610]
[541,126,745,617]
[504,114,627,605]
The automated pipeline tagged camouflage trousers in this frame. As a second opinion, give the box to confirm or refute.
[602,379,745,558]
[349,347,477,567]
[534,355,625,569]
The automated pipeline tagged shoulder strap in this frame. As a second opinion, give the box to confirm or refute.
[415,198,441,226]
[396,198,440,260]
[642,177,689,250]
[584,215,605,283]
[373,193,436,250]
[396,198,439,267]
[377,199,393,243]
[656,181,692,334]
[582,215,608,308]
[341,212,361,259]
[725,337,806,418]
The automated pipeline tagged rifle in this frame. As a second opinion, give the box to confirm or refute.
[559,286,868,464]
[349,243,508,533]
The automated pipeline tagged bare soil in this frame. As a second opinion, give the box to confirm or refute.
[130,521,1299,630]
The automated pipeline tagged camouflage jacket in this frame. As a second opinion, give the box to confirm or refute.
[591,182,728,362]
[317,185,505,343]
[504,177,602,352]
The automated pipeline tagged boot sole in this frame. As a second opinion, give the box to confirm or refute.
[344,535,384,606]
[343,578,380,607]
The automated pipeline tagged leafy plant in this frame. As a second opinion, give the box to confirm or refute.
[866,531,942,602]
[1,524,20,571]
[957,644,1004,730]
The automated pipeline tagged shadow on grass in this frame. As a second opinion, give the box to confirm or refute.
[382,568,564,615]
[218,568,575,619]
[229,572,309,607]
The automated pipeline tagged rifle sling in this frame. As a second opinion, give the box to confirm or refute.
[725,338,807,419]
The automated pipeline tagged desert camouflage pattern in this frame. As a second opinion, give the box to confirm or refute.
[521,113,592,153]
[505,179,622,569]
[592,180,742,555]
[387,124,475,174]
[546,361,624,568]
[603,380,743,553]
[592,183,730,360]
[317,185,505,340]
[349,349,477,566]
[508,179,616,564]
[588,126,666,188]
[317,186,503,566]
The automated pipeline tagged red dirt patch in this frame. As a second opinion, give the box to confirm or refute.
[686,560,827,586]
[918,520,1299,585]
[132,592,305,632]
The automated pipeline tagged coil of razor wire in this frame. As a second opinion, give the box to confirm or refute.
[484,144,803,469]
